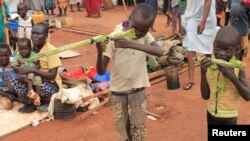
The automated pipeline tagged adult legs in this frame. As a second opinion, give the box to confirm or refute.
[183,51,196,90]
[162,0,169,14]
[58,7,63,17]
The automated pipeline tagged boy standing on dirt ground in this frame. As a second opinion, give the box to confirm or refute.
[200,26,250,126]
[95,3,163,141]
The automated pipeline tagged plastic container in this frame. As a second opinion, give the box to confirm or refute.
[32,12,46,25]
[165,66,180,90]
[7,21,19,30]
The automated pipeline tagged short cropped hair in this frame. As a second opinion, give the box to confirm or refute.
[0,43,11,53]
[17,38,32,49]
[214,26,240,48]
[35,22,49,36]
[17,3,27,10]
[130,3,156,20]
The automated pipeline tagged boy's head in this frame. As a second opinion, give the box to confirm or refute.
[0,43,11,67]
[17,3,28,18]
[31,22,49,48]
[128,3,156,38]
[18,38,32,58]
[214,26,241,61]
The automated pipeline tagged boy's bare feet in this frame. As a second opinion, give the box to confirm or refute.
[18,104,36,113]
[27,90,41,105]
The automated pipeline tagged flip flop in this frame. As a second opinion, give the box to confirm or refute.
[182,80,194,90]
[36,104,49,112]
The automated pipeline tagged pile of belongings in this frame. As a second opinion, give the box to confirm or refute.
[146,34,187,73]
[59,66,110,93]
[157,34,187,67]
[48,85,100,120]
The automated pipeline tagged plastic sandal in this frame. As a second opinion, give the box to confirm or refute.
[182,80,194,90]
[36,104,49,112]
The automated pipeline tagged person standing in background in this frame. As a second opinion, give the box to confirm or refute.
[171,0,180,34]
[145,0,158,32]
[70,0,81,12]
[181,0,217,90]
[230,0,249,59]
[84,0,103,18]
[56,0,68,16]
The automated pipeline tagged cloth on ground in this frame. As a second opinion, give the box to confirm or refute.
[48,86,100,120]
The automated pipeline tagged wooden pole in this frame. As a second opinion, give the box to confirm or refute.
[122,0,129,18]
[133,0,136,6]
[0,0,10,45]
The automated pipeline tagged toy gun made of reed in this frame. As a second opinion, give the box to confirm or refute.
[194,56,246,70]
[28,28,137,61]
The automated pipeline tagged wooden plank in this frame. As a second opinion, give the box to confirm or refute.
[63,27,106,35]
[147,110,160,119]
[60,28,100,36]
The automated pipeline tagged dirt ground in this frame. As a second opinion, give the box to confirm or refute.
[2,5,250,141]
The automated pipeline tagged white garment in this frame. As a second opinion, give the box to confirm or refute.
[70,0,81,4]
[25,0,44,11]
[5,0,19,13]
[17,16,32,39]
[171,0,180,8]
[181,0,217,54]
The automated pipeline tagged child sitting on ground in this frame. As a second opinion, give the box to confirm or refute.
[11,38,42,106]
[200,26,250,125]
[0,43,16,109]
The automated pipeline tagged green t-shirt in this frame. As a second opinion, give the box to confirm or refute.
[11,51,38,68]
[179,0,187,13]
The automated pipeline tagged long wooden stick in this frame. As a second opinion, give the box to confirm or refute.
[1,0,10,45]
[147,110,160,119]
[122,0,129,18]
[150,77,166,85]
[133,0,136,6]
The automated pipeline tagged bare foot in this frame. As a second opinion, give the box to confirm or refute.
[34,97,41,106]
[18,104,36,113]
